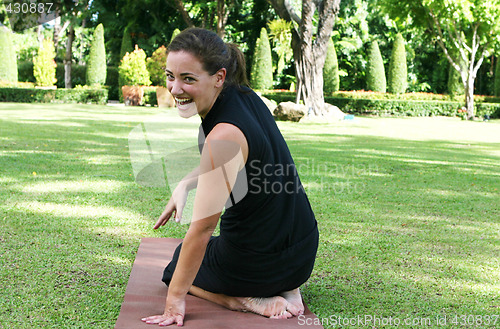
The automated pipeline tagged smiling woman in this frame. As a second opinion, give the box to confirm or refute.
[142,28,319,327]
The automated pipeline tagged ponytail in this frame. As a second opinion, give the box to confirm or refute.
[225,43,249,88]
[167,28,249,89]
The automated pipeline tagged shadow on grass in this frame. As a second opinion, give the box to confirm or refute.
[1,104,499,328]
[290,133,499,327]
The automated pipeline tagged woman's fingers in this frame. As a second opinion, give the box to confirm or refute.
[153,204,174,229]
[141,314,184,327]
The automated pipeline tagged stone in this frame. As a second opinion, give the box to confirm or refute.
[274,101,306,122]
[259,95,277,116]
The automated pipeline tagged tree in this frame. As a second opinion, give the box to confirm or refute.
[34,38,57,87]
[86,23,107,86]
[366,40,386,92]
[0,25,18,83]
[388,33,407,94]
[448,47,465,96]
[269,0,341,116]
[323,37,339,93]
[495,57,500,97]
[380,0,500,119]
[268,18,293,77]
[250,27,273,90]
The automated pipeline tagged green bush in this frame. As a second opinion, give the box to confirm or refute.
[260,90,500,119]
[18,61,35,83]
[324,38,340,93]
[56,63,86,88]
[143,86,158,106]
[388,33,407,94]
[146,46,167,87]
[170,28,181,43]
[250,28,273,90]
[366,40,386,93]
[119,45,151,87]
[106,66,119,100]
[0,86,108,104]
[0,25,18,83]
[495,57,500,97]
[86,23,107,86]
[33,39,57,87]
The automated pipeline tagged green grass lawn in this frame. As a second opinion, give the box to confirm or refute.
[1,102,499,328]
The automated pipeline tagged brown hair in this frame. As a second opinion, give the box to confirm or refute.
[167,28,249,88]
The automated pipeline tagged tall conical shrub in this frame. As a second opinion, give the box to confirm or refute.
[250,28,273,90]
[494,57,500,97]
[86,23,107,86]
[324,37,339,93]
[120,28,133,60]
[366,40,386,93]
[388,33,407,94]
[33,38,56,87]
[0,25,18,83]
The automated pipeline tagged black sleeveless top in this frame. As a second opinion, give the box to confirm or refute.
[199,85,318,278]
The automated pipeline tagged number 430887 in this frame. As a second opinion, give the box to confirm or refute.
[6,2,53,14]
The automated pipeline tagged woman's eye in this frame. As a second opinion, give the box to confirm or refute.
[185,77,195,83]
[166,74,174,81]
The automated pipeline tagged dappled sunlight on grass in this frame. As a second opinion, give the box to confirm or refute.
[17,179,126,194]
[14,200,144,223]
[1,102,499,328]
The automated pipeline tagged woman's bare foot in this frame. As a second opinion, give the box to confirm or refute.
[236,296,292,319]
[280,288,304,316]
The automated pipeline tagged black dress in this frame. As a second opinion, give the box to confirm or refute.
[162,85,319,297]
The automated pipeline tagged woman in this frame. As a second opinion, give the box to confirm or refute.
[142,28,319,327]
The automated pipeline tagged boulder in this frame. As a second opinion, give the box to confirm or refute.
[274,101,306,122]
[324,103,346,121]
[259,95,277,116]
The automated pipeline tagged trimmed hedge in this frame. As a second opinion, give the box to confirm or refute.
[260,91,500,119]
[0,87,108,105]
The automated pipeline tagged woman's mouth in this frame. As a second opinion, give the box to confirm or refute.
[175,97,193,106]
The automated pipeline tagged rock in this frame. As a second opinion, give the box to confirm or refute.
[274,101,306,122]
[324,103,346,121]
[259,95,277,115]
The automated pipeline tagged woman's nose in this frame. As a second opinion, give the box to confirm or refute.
[168,80,183,96]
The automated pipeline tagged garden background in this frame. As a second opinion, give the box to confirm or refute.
[1,0,500,328]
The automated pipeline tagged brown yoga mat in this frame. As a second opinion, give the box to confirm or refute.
[115,237,324,328]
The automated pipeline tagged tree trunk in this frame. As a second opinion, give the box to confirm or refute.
[464,76,475,120]
[64,24,75,89]
[270,0,340,117]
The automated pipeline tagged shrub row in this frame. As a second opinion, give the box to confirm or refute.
[18,61,120,101]
[0,87,108,105]
[261,92,500,119]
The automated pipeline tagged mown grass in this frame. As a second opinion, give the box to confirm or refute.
[1,103,499,328]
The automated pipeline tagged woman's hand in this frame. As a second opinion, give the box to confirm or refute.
[154,182,189,229]
[142,297,186,326]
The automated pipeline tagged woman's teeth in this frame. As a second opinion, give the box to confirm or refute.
[176,97,192,105]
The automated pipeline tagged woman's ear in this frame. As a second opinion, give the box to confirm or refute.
[215,68,226,88]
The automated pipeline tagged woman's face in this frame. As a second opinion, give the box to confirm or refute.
[165,51,225,119]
